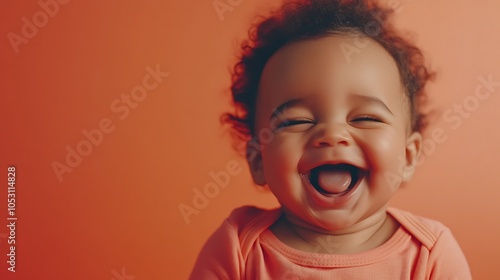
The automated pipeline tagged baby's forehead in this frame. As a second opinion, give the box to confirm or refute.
[258,35,406,104]
[263,35,400,80]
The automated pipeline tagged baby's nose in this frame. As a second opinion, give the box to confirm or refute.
[311,122,352,148]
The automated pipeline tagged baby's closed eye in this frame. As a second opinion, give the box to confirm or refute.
[351,115,384,123]
[275,118,315,130]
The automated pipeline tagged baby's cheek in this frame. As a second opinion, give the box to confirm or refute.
[262,141,295,173]
[362,132,406,186]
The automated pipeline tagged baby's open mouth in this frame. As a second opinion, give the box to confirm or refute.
[308,164,364,195]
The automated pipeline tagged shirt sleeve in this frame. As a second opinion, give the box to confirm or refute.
[428,227,472,280]
[189,218,244,280]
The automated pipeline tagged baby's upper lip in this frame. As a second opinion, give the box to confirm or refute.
[301,159,367,175]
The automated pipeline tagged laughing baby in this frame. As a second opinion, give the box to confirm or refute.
[190,0,471,279]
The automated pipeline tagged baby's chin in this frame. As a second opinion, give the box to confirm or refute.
[282,207,361,233]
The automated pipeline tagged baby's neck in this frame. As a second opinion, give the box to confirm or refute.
[269,210,400,255]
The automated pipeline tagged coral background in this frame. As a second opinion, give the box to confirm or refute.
[1,0,499,279]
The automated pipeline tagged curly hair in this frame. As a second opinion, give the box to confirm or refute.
[222,0,434,144]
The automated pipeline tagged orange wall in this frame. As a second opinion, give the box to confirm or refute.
[1,0,499,279]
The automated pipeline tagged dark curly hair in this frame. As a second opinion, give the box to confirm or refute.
[222,0,434,145]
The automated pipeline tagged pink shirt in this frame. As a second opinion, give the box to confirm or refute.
[190,206,472,279]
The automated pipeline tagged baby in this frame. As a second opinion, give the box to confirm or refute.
[190,0,472,279]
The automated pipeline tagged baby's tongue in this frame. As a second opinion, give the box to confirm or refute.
[317,168,352,194]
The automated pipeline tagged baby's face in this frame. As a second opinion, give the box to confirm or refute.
[247,35,422,231]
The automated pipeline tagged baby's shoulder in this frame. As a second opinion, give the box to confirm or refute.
[388,207,452,250]
[210,206,281,256]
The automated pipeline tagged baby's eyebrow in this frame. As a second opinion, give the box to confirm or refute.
[351,94,394,115]
[269,98,307,120]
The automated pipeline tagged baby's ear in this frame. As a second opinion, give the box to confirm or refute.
[246,139,266,186]
[402,131,423,182]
